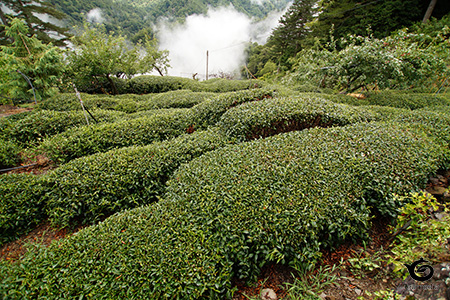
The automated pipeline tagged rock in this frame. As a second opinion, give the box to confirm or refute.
[260,288,277,300]
[427,186,448,197]
[354,288,362,296]
[319,292,327,299]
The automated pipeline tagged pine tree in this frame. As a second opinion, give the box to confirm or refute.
[267,0,316,66]
[0,18,64,102]
[0,0,70,46]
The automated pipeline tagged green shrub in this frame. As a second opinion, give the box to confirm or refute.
[2,122,446,299]
[326,91,450,110]
[190,88,275,128]
[38,109,197,164]
[0,138,22,168]
[218,95,376,140]
[4,110,126,145]
[44,128,233,227]
[126,75,258,94]
[0,173,45,245]
[137,90,215,110]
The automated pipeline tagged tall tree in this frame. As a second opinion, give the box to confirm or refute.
[266,0,316,66]
[0,0,70,46]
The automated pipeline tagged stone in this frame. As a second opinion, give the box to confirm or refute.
[260,288,277,300]
[354,288,362,296]
[427,186,448,196]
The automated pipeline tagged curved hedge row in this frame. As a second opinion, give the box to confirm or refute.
[0,138,22,169]
[37,89,274,164]
[323,91,450,110]
[0,174,45,245]
[2,121,446,299]
[3,110,126,146]
[43,128,233,227]
[38,109,196,163]
[218,95,376,140]
[38,90,214,113]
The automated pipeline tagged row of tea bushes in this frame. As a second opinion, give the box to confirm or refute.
[44,128,233,227]
[0,174,45,244]
[0,138,22,169]
[2,110,127,146]
[322,91,450,110]
[37,89,274,164]
[0,129,232,244]
[218,95,376,140]
[125,76,259,94]
[367,105,450,148]
[37,90,215,113]
[2,121,446,298]
[38,109,195,164]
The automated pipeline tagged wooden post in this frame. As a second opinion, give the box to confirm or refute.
[206,50,209,81]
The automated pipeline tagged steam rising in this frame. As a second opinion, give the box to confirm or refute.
[156,5,286,79]
[87,8,105,24]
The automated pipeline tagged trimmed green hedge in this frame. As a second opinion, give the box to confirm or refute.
[44,128,233,227]
[126,76,258,94]
[4,110,126,146]
[37,89,274,163]
[0,138,22,169]
[324,91,450,110]
[0,173,45,245]
[190,88,275,128]
[2,121,446,299]
[38,109,196,164]
[38,91,215,113]
[218,95,376,140]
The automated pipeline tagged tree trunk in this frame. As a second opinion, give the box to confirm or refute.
[423,0,438,23]
[106,74,118,95]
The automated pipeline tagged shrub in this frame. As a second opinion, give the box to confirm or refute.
[2,122,446,299]
[4,110,127,145]
[43,128,233,227]
[218,95,376,140]
[137,90,215,110]
[38,109,197,164]
[0,173,45,245]
[190,88,275,128]
[0,138,22,169]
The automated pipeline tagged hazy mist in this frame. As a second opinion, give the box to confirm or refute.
[156,5,288,79]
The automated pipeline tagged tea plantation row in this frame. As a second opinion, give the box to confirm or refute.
[1,120,448,299]
[1,89,449,299]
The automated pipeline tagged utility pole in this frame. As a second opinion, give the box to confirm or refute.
[206,50,209,81]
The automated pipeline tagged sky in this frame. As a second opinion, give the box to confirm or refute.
[155,4,289,79]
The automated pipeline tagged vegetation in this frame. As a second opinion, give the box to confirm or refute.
[0,18,64,104]
[1,2,450,299]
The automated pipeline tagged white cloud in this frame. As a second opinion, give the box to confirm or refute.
[156,5,287,79]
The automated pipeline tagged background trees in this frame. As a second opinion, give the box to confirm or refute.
[0,18,64,103]
[0,0,70,46]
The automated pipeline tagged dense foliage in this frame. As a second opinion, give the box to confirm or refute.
[0,19,64,103]
[1,120,447,298]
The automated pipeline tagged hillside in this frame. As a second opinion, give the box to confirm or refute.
[47,0,291,40]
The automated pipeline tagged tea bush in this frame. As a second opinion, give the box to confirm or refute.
[38,109,197,163]
[126,75,257,94]
[190,88,275,128]
[0,138,22,168]
[4,109,126,145]
[326,91,450,110]
[44,128,233,227]
[2,122,446,299]
[218,95,376,140]
[0,173,45,245]
[137,90,215,111]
